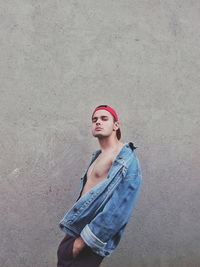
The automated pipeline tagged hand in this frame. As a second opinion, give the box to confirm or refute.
[72,237,87,258]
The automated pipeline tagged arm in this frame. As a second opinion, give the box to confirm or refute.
[80,159,142,251]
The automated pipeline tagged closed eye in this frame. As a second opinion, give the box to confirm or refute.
[92,116,109,122]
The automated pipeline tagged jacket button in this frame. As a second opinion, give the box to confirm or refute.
[73,208,78,212]
[105,252,109,255]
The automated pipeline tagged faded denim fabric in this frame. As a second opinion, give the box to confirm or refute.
[58,142,142,257]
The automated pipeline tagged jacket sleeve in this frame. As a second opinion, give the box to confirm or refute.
[80,159,142,252]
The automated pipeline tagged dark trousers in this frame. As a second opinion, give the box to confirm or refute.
[57,234,105,267]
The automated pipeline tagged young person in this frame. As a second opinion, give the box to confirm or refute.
[57,105,142,267]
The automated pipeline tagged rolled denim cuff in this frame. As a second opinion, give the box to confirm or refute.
[80,224,107,250]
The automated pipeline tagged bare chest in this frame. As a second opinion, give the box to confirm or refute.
[80,154,113,197]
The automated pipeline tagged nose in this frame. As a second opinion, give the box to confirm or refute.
[96,119,101,125]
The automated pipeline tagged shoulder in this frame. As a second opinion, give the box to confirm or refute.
[125,147,141,170]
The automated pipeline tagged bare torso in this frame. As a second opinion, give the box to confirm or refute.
[80,143,124,198]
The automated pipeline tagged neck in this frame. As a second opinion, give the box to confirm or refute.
[97,137,124,153]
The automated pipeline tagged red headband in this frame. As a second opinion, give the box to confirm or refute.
[92,105,118,121]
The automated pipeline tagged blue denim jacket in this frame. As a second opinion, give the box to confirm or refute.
[58,142,142,257]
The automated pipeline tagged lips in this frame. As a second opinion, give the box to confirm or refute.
[95,127,103,130]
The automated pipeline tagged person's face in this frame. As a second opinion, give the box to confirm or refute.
[91,109,119,139]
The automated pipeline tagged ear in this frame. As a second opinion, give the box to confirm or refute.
[113,121,120,131]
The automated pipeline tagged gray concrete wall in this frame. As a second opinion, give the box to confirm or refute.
[0,1,199,266]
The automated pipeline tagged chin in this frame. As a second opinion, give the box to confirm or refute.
[93,133,105,138]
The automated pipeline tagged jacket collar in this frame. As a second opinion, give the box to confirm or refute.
[92,142,137,168]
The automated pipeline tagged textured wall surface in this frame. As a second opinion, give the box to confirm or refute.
[0,1,200,266]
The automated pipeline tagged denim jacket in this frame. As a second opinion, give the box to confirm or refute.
[58,142,142,257]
